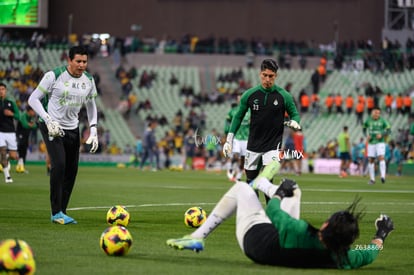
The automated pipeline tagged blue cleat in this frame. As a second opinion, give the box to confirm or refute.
[166,235,204,252]
[51,211,77,225]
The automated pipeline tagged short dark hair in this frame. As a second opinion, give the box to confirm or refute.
[0,82,6,88]
[260,59,279,73]
[68,46,89,60]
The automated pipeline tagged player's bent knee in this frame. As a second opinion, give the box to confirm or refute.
[293,187,302,199]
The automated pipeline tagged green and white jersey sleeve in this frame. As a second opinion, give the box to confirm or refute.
[31,67,98,129]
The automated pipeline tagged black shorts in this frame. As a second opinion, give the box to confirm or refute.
[243,223,337,268]
[243,223,281,265]
[339,152,351,161]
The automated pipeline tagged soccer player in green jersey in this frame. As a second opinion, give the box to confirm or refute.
[337,126,351,177]
[224,97,250,181]
[167,161,394,269]
[362,108,391,184]
[222,59,301,201]
[0,82,20,183]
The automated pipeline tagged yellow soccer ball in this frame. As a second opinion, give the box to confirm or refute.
[184,206,207,228]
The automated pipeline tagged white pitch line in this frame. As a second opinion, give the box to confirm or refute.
[1,200,411,212]
[68,202,216,211]
[155,185,414,194]
[302,210,414,214]
[68,200,414,211]
[303,188,414,194]
[301,201,414,205]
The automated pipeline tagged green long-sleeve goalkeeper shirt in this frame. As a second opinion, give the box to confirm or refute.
[265,199,380,269]
[229,84,300,152]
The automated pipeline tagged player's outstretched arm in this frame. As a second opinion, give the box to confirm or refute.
[374,214,394,243]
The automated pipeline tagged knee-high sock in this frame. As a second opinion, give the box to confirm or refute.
[252,177,301,219]
[3,162,10,178]
[368,162,375,181]
[379,160,386,179]
[191,182,262,239]
[253,177,278,198]
[191,185,238,239]
[280,189,301,219]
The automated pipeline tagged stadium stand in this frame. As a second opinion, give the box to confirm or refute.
[0,44,137,152]
[1,40,413,159]
[122,60,413,155]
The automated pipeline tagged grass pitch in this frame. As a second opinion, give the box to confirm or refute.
[1,165,413,275]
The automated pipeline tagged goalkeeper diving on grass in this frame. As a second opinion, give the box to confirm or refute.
[28,46,99,225]
[222,59,301,203]
[167,161,394,269]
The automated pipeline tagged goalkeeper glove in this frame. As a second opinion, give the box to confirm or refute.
[284,120,302,131]
[374,214,394,242]
[222,133,234,158]
[45,114,65,138]
[275,178,298,199]
[86,126,99,153]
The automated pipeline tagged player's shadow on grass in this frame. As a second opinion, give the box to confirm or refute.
[128,252,411,273]
[131,252,253,268]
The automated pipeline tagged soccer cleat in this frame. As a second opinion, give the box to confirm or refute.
[339,170,347,178]
[226,169,236,182]
[51,211,77,225]
[5,177,13,183]
[166,235,204,252]
[381,178,385,184]
[15,164,25,173]
[0,164,3,172]
[368,180,375,185]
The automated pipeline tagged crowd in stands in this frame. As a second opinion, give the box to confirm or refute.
[101,32,414,172]
[3,30,409,76]
[215,67,252,101]
[296,84,413,120]
[1,30,414,174]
